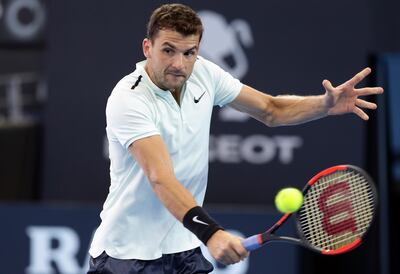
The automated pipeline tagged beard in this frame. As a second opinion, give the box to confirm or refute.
[156,71,187,91]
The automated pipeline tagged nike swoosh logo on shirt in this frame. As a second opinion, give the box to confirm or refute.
[194,91,206,103]
[192,216,209,226]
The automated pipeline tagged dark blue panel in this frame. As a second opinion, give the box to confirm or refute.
[0,203,299,274]
[43,0,372,204]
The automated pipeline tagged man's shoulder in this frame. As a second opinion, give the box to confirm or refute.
[112,61,149,93]
[112,72,150,97]
[114,70,140,89]
[194,56,218,71]
[107,74,153,113]
[193,56,230,79]
[191,56,220,82]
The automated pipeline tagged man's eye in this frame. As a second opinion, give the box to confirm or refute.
[185,51,195,56]
[163,48,173,54]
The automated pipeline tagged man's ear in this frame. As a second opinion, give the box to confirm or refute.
[143,38,151,58]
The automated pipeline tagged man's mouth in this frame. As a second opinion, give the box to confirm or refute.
[167,72,185,77]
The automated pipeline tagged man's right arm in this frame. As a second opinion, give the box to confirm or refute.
[129,135,197,221]
[128,135,249,264]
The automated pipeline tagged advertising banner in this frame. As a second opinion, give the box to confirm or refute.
[0,203,299,274]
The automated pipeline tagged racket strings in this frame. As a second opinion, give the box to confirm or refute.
[301,172,374,249]
[298,170,375,251]
[300,174,373,226]
[304,173,373,248]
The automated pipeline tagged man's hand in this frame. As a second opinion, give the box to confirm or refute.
[322,67,384,120]
[206,230,249,265]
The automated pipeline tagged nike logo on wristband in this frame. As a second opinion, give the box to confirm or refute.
[192,216,209,226]
[194,91,206,103]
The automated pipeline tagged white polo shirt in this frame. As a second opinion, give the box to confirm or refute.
[89,56,243,260]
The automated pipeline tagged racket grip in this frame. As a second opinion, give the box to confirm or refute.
[241,235,262,251]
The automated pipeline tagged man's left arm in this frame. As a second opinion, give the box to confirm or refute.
[228,67,384,126]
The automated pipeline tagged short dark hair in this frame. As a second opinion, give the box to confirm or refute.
[147,3,203,42]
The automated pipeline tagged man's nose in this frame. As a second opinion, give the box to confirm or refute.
[171,54,184,70]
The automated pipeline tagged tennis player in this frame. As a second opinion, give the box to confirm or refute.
[87,3,383,274]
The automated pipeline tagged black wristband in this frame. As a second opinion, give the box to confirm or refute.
[183,206,224,245]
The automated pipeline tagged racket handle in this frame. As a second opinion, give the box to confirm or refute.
[241,235,262,251]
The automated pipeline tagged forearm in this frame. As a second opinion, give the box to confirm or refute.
[229,85,329,127]
[151,175,223,246]
[130,135,221,244]
[150,176,197,222]
[129,136,197,222]
[268,94,328,126]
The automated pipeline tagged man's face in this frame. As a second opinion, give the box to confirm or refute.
[143,29,200,92]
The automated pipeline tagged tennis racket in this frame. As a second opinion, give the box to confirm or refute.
[241,164,377,255]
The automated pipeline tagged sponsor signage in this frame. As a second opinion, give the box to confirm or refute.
[0,203,299,274]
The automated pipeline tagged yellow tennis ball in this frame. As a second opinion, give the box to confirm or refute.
[275,187,303,213]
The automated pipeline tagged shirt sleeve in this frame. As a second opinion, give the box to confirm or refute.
[106,89,160,149]
[206,60,243,107]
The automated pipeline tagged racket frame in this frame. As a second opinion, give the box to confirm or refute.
[242,164,378,254]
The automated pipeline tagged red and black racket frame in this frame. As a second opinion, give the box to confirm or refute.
[241,165,378,255]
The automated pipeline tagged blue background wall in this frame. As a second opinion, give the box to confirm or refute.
[43,0,379,204]
[1,1,399,274]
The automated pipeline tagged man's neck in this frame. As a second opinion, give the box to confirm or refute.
[170,88,182,106]
[144,64,182,105]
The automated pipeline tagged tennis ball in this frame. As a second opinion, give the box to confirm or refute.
[275,187,303,213]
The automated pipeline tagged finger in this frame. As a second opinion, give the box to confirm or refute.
[238,250,249,261]
[218,255,231,265]
[234,241,250,260]
[221,246,241,265]
[353,106,369,120]
[356,98,377,109]
[322,79,335,92]
[346,67,371,87]
[217,256,231,266]
[235,238,250,260]
[355,87,384,96]
[215,253,233,265]
[226,253,241,265]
